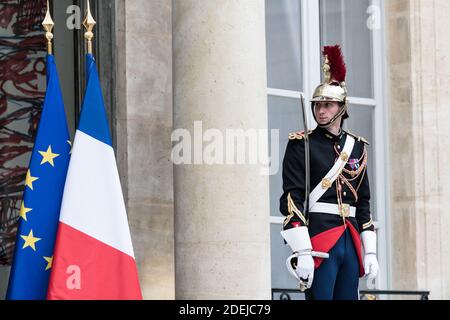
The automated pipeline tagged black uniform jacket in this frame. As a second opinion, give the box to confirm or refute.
[280,126,375,276]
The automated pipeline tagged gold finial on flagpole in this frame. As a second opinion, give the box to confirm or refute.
[42,0,54,54]
[83,0,96,54]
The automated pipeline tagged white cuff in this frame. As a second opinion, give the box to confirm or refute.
[361,230,377,255]
[281,226,312,253]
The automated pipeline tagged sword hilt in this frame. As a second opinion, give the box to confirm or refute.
[285,251,329,292]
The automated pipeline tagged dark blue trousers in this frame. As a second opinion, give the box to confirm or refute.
[305,229,359,300]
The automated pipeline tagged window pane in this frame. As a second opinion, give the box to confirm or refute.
[319,0,373,98]
[344,104,376,221]
[268,96,305,218]
[265,0,303,91]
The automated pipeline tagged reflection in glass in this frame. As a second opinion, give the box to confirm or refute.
[344,104,376,220]
[265,0,303,91]
[320,0,373,98]
[268,96,305,218]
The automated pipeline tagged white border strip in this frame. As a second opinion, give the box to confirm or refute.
[267,88,303,99]
[270,216,285,224]
[349,97,377,106]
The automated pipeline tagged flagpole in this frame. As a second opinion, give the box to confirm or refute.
[83,0,96,54]
[42,0,54,55]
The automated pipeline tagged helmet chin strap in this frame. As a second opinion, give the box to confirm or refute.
[315,104,347,128]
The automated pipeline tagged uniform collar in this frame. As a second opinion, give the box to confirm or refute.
[317,126,345,142]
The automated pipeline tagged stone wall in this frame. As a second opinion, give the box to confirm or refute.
[386,0,450,299]
[116,0,175,299]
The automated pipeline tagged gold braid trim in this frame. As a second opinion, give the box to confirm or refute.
[341,177,359,202]
[284,192,307,226]
[363,217,374,230]
[337,145,369,202]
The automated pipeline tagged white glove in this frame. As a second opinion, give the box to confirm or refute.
[281,227,315,289]
[364,253,379,281]
[361,231,379,280]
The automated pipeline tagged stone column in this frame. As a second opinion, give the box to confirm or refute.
[173,0,271,299]
[387,0,450,299]
[116,0,174,299]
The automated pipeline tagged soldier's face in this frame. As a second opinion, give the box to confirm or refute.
[314,101,341,125]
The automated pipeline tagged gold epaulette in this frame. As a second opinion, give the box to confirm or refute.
[288,130,312,141]
[345,130,370,145]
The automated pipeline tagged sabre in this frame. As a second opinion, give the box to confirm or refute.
[299,93,315,292]
[285,94,330,292]
[300,94,310,226]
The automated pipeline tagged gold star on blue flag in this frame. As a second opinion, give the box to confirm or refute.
[7,54,71,300]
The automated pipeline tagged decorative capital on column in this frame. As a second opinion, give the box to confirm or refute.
[83,0,96,54]
[42,0,54,54]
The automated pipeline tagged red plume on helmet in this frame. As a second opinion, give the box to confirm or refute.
[323,45,346,83]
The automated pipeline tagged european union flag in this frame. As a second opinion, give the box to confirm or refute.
[6,55,70,300]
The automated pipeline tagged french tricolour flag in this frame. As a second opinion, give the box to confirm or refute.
[47,54,142,300]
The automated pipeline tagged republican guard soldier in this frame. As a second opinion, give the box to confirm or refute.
[280,45,379,300]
